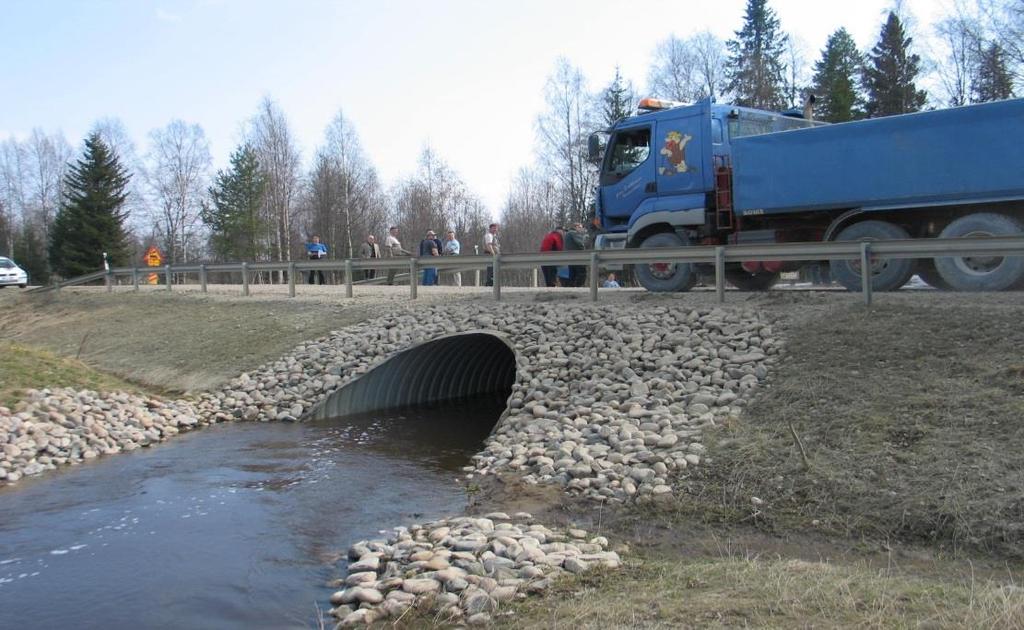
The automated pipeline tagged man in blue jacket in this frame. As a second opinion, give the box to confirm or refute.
[306,235,328,284]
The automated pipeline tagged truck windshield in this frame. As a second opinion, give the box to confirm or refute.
[605,127,651,179]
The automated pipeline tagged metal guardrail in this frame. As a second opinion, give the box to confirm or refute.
[43,235,1024,306]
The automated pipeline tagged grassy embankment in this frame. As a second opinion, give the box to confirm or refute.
[0,341,150,408]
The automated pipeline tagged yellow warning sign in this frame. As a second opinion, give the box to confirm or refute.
[145,246,162,284]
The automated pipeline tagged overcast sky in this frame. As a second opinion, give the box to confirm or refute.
[1,0,947,216]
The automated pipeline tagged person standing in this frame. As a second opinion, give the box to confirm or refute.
[602,272,621,288]
[306,235,327,285]
[359,234,380,280]
[443,229,462,286]
[539,227,564,287]
[384,226,410,285]
[483,223,500,286]
[419,230,440,285]
[566,222,588,287]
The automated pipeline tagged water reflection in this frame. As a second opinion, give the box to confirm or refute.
[0,395,504,629]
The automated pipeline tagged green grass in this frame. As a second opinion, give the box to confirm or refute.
[0,341,150,408]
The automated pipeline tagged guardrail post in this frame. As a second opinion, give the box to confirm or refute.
[345,259,354,298]
[241,262,249,297]
[715,246,726,304]
[409,258,418,300]
[531,268,538,288]
[132,267,140,292]
[288,262,296,298]
[860,242,873,306]
[475,266,481,287]
[493,255,501,302]
[199,264,208,293]
[105,270,113,292]
[589,252,599,302]
[165,265,172,291]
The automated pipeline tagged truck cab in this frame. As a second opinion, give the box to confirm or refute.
[592,98,818,244]
[590,98,819,291]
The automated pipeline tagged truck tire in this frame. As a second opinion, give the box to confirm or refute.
[915,259,951,290]
[725,270,780,291]
[633,232,697,292]
[830,220,916,292]
[934,213,1024,291]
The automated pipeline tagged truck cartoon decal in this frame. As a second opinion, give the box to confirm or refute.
[659,130,692,175]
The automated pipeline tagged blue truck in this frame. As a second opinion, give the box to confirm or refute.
[588,97,1024,292]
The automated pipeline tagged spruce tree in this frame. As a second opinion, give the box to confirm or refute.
[971,41,1015,103]
[201,144,267,261]
[862,12,927,117]
[601,67,635,127]
[725,0,789,111]
[14,225,50,284]
[811,28,865,122]
[49,133,131,278]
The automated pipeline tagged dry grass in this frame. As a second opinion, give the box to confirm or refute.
[668,302,1024,557]
[496,555,1024,629]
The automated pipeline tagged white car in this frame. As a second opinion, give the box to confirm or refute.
[0,257,29,288]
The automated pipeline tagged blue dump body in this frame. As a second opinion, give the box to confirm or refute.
[731,99,1024,216]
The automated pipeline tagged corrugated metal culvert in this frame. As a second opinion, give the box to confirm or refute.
[306,331,518,420]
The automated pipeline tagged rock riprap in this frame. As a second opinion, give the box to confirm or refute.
[0,388,204,483]
[195,302,777,501]
[2,303,779,489]
[328,513,619,626]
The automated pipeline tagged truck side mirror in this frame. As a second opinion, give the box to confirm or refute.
[587,133,607,164]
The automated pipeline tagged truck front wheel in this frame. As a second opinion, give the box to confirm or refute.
[633,232,698,292]
[830,220,916,292]
[934,213,1024,291]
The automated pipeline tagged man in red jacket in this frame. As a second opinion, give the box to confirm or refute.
[540,227,565,287]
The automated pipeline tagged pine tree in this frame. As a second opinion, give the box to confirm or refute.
[201,144,267,261]
[862,12,927,117]
[812,28,865,123]
[601,67,635,127]
[971,41,1015,103]
[49,133,132,278]
[725,0,789,111]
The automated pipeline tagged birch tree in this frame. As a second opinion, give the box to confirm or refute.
[304,110,385,258]
[144,120,212,263]
[248,97,301,272]
[647,31,727,102]
[535,58,597,227]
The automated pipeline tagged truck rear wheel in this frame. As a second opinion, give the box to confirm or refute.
[934,213,1024,291]
[634,232,697,292]
[830,220,916,292]
[725,269,780,291]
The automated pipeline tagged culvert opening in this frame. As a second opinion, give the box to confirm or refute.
[307,332,517,428]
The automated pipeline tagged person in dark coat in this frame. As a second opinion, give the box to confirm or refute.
[565,223,588,287]
[419,230,440,285]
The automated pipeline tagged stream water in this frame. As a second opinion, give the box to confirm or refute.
[0,396,504,629]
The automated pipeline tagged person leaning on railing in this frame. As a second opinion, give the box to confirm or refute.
[306,235,327,285]
[384,226,411,285]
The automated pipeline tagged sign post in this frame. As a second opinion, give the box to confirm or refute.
[144,246,163,285]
